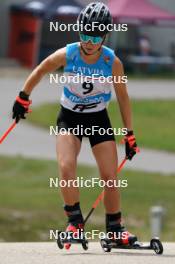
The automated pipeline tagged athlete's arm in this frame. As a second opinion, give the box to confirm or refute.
[22,47,66,95]
[112,57,132,131]
[112,57,139,160]
[12,47,66,123]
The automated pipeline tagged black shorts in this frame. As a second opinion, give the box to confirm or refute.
[56,105,115,147]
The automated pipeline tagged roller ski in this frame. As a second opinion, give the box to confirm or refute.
[56,202,88,250]
[101,213,163,255]
[100,229,163,255]
[57,223,88,250]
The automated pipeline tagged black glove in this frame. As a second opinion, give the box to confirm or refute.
[124,130,139,160]
[12,91,32,123]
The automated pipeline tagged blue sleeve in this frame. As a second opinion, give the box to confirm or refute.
[65,43,78,65]
[103,46,116,67]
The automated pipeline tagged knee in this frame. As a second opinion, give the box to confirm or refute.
[59,159,76,180]
[100,172,118,191]
[100,171,116,182]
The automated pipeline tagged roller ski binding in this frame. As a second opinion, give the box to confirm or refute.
[57,223,88,250]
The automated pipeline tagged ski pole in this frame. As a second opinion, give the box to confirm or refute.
[0,109,32,145]
[0,121,17,144]
[84,157,127,224]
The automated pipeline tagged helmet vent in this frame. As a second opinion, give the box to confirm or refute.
[77,2,112,37]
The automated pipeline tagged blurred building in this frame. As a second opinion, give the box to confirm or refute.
[141,0,175,57]
[0,0,175,60]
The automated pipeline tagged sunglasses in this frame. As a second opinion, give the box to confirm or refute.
[79,33,103,44]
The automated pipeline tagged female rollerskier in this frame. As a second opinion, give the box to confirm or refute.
[12,2,138,248]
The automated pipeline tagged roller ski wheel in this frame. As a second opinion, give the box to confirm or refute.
[56,231,64,249]
[100,239,111,252]
[150,238,163,255]
[82,240,88,250]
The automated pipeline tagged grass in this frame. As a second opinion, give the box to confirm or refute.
[27,100,175,152]
[0,155,175,242]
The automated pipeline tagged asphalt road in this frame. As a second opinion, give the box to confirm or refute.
[0,242,174,264]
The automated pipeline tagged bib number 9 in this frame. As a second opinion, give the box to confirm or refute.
[82,82,93,94]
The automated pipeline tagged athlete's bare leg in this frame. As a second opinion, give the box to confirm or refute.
[56,133,81,205]
[92,141,120,213]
